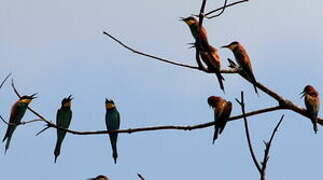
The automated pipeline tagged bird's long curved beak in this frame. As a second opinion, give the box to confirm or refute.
[30,93,38,99]
[299,91,305,98]
[68,95,73,100]
[179,17,185,21]
[221,45,229,49]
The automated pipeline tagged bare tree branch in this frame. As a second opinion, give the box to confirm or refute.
[260,115,284,180]
[236,91,262,173]
[204,0,249,18]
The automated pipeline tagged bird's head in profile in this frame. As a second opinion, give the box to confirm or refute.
[20,93,37,104]
[207,96,223,108]
[301,85,319,98]
[105,98,116,110]
[180,16,198,26]
[221,41,239,50]
[61,95,73,107]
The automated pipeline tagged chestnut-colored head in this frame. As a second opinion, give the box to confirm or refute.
[301,85,319,97]
[207,96,224,108]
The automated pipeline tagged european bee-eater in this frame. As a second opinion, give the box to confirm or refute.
[301,85,320,133]
[2,94,37,152]
[54,95,73,163]
[105,99,120,164]
[199,44,225,92]
[88,175,109,180]
[180,16,209,49]
[207,96,232,143]
[222,41,258,94]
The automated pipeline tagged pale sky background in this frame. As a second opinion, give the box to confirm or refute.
[1,0,323,179]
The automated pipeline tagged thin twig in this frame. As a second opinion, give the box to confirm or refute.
[204,0,249,18]
[137,173,145,180]
[208,0,228,19]
[236,91,262,173]
[0,73,11,89]
[260,115,284,180]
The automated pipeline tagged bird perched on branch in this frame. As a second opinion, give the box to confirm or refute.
[207,96,232,143]
[54,95,73,163]
[222,41,258,94]
[181,16,211,69]
[88,175,109,180]
[105,99,120,164]
[2,94,37,153]
[199,44,225,92]
[180,16,209,49]
[301,85,320,133]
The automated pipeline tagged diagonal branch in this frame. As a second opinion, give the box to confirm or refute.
[102,31,238,74]
[236,91,262,173]
[260,115,284,180]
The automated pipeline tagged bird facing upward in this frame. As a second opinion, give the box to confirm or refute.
[105,99,121,164]
[2,94,37,153]
[54,95,73,163]
[301,85,320,133]
[207,96,232,143]
[222,41,258,94]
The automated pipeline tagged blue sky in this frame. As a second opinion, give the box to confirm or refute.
[1,0,323,179]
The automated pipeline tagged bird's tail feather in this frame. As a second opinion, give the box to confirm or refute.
[109,133,118,164]
[54,141,62,163]
[212,126,219,144]
[312,117,318,134]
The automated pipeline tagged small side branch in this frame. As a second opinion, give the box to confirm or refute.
[260,115,284,180]
[0,73,11,89]
[236,91,262,173]
[204,0,249,18]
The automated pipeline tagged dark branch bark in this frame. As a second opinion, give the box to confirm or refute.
[236,91,262,173]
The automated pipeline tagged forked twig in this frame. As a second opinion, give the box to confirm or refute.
[237,91,284,180]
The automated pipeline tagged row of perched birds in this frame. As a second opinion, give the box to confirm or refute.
[1,16,320,166]
[2,95,121,164]
[180,16,320,136]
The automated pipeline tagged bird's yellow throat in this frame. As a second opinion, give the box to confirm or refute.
[106,103,115,109]
[20,99,32,104]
